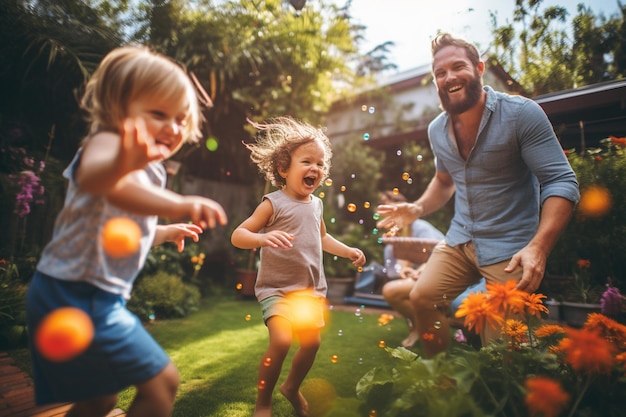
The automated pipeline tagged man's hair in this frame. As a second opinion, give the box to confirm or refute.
[431,33,480,67]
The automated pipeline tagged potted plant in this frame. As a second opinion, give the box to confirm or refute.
[560,259,603,327]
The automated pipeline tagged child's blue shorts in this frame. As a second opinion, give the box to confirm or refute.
[25,271,171,405]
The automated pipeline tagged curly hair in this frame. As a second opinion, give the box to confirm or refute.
[245,116,332,188]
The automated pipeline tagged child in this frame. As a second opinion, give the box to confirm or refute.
[25,45,228,417]
[231,116,366,417]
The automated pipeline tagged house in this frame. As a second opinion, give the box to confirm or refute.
[325,61,626,153]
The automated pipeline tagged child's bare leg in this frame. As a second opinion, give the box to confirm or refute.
[126,361,179,417]
[279,329,321,417]
[254,317,292,417]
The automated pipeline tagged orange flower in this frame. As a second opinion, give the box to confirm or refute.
[584,313,626,350]
[455,291,502,335]
[558,327,615,374]
[576,259,591,269]
[502,319,528,344]
[534,324,565,339]
[523,292,549,319]
[610,135,626,146]
[485,280,526,315]
[524,377,570,417]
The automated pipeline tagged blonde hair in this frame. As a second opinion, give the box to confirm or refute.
[246,116,332,188]
[80,45,202,144]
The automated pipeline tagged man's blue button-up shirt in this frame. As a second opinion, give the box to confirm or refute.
[428,86,580,266]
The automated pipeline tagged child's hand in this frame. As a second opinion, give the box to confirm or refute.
[158,223,203,252]
[118,117,163,174]
[350,248,366,267]
[182,196,228,230]
[259,230,294,248]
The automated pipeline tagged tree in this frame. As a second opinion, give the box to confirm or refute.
[489,0,625,96]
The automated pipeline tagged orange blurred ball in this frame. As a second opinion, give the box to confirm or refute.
[579,186,612,217]
[35,307,94,362]
[101,217,142,258]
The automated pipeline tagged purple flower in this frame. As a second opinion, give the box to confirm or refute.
[10,170,45,218]
[600,285,624,316]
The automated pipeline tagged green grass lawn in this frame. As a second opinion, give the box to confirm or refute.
[106,295,405,417]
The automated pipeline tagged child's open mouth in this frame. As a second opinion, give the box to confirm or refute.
[304,176,316,186]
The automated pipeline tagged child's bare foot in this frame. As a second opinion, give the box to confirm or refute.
[279,384,308,417]
[252,405,272,417]
[401,331,420,348]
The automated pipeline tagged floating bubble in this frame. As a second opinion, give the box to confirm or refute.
[358,219,364,224]
[361,104,368,111]
[363,133,370,141]
[407,178,413,184]
[340,185,346,192]
[351,173,356,179]
[347,203,357,212]
[318,192,325,198]
[378,340,386,348]
[331,355,339,363]
[368,106,375,114]
[263,357,272,367]
[205,137,219,151]
[373,213,380,220]
[402,172,410,181]
[417,154,423,162]
[364,201,371,209]
[377,237,383,244]
[324,178,333,186]
[372,228,378,235]
[236,283,243,290]
[245,314,251,321]
[258,380,266,390]
[35,307,95,362]
[358,357,364,365]
[101,217,141,258]
[330,217,336,223]
[434,321,442,329]
[396,149,402,156]
[355,308,361,317]
[392,188,399,195]
[579,185,612,217]
[370,410,377,417]
[337,329,343,336]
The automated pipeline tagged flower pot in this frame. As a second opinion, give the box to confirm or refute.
[543,299,562,322]
[560,301,601,327]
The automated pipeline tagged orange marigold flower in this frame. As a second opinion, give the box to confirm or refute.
[455,291,502,336]
[535,324,565,339]
[524,377,570,417]
[584,313,626,350]
[503,319,528,344]
[558,327,615,374]
[486,280,526,315]
[576,259,591,269]
[523,292,549,319]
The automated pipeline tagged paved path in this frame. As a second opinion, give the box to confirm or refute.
[0,352,125,417]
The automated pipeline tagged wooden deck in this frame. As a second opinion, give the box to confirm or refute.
[0,352,126,417]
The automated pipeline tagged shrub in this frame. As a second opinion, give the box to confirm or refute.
[547,137,626,295]
[128,271,201,321]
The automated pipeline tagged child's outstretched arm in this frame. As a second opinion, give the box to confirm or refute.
[106,182,227,230]
[154,223,203,252]
[320,219,366,267]
[76,118,163,195]
[231,199,294,249]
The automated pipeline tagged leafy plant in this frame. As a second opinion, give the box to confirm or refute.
[356,281,626,417]
[127,271,201,321]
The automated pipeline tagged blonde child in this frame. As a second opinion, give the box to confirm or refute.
[231,116,366,417]
[25,45,227,417]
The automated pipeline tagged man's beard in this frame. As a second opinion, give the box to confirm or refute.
[438,75,483,115]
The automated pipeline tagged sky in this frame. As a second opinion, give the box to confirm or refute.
[341,0,621,73]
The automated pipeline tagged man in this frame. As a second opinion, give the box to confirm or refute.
[376,33,579,357]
